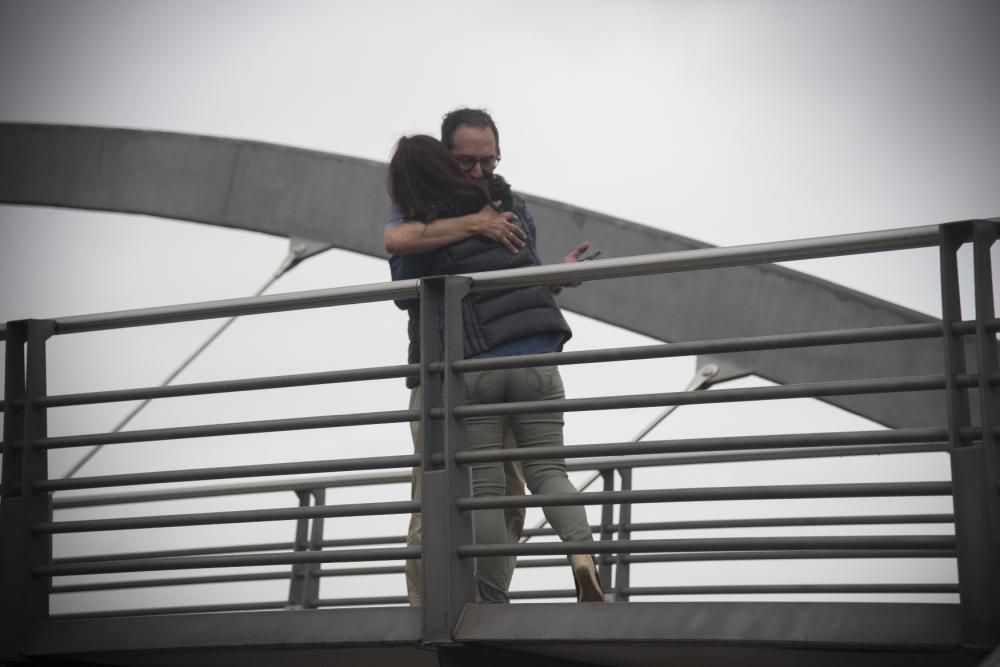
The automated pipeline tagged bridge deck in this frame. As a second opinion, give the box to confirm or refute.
[22,602,986,666]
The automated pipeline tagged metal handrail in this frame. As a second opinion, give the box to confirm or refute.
[447,375,974,420]
[41,427,950,494]
[48,512,956,595]
[45,439,946,502]
[3,219,996,634]
[21,320,984,410]
[36,499,422,534]
[459,535,957,558]
[51,279,420,334]
[466,224,944,290]
[40,454,420,492]
[35,546,422,577]
[455,482,953,512]
[25,224,942,336]
[34,363,419,408]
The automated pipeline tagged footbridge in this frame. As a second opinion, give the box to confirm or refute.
[1,125,999,665]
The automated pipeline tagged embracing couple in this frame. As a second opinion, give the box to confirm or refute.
[384,108,602,605]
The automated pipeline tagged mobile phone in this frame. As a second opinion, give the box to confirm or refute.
[581,250,602,261]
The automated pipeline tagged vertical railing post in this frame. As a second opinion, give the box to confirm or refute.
[420,276,476,644]
[971,220,999,450]
[287,489,312,608]
[939,222,999,648]
[287,488,325,609]
[305,488,326,608]
[971,220,1000,641]
[597,469,616,594]
[1,320,54,659]
[613,466,634,602]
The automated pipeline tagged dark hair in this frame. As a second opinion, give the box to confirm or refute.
[387,135,491,223]
[441,108,500,153]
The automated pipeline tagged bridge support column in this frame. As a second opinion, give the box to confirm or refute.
[1,320,54,660]
[940,221,1000,650]
[420,277,476,644]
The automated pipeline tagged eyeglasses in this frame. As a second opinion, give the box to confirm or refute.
[455,154,500,172]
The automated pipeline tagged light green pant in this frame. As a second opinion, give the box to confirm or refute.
[463,365,593,603]
[405,387,525,606]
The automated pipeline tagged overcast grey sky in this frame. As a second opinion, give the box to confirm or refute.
[1,0,998,612]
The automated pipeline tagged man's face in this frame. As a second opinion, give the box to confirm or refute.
[450,125,499,179]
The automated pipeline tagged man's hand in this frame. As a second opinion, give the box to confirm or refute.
[474,202,526,254]
[561,241,591,264]
[551,241,592,293]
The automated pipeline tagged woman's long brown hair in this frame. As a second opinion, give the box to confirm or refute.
[387,135,492,222]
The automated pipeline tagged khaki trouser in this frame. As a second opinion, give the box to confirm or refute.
[405,386,526,606]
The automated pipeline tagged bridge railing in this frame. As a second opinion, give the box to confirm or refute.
[1,219,997,651]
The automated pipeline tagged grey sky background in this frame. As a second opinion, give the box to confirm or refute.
[1,0,998,612]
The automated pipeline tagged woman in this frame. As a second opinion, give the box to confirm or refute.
[387,134,602,603]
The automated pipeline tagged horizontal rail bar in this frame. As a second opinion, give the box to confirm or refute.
[450,319,995,373]
[508,548,956,571]
[46,440,943,505]
[573,442,949,472]
[619,550,956,564]
[37,224,942,335]
[519,514,953,542]
[50,601,289,620]
[623,584,959,596]
[36,546,420,576]
[453,322,944,373]
[52,545,959,597]
[314,596,408,607]
[50,547,959,595]
[507,582,960,600]
[48,511,953,574]
[51,279,421,335]
[22,378,990,452]
[40,456,418,492]
[616,514,954,532]
[507,589,579,600]
[35,363,420,408]
[50,534,411,567]
[36,499,421,534]
[51,542,295,564]
[457,481,953,511]
[449,375,954,419]
[51,570,292,593]
[34,408,420,450]
[52,563,411,595]
[460,535,957,558]
[50,471,412,506]
[455,427,953,465]
[467,224,943,290]
[317,564,405,578]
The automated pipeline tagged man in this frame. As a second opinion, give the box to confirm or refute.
[386,108,590,605]
[385,109,533,257]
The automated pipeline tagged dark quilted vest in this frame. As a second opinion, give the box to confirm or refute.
[402,178,571,387]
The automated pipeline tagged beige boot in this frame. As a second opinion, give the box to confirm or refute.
[570,554,603,602]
